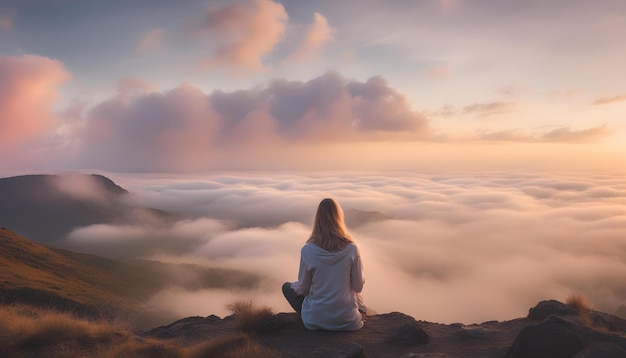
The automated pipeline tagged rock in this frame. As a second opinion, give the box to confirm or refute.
[387,323,430,346]
[527,300,578,321]
[300,342,369,358]
[256,312,301,334]
[457,325,491,340]
[143,315,225,340]
[591,312,617,331]
[505,315,585,358]
[332,342,368,358]
[134,302,626,358]
[343,342,369,358]
[573,342,626,358]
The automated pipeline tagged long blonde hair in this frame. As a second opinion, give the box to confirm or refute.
[307,198,354,252]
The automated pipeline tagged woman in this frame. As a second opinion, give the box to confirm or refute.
[282,198,366,331]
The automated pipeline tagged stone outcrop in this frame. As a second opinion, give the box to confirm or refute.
[142,300,626,358]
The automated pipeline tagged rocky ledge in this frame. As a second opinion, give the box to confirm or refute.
[142,300,626,358]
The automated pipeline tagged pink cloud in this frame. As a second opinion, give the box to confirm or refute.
[116,77,157,98]
[137,28,164,52]
[463,101,516,118]
[72,72,430,172]
[476,125,611,143]
[0,55,69,154]
[76,83,219,172]
[548,88,584,101]
[0,10,14,30]
[440,0,455,10]
[592,94,626,106]
[476,129,528,142]
[540,125,610,143]
[425,66,450,79]
[286,12,334,63]
[194,0,288,70]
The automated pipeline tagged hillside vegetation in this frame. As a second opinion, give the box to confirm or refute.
[0,303,278,358]
[0,228,261,326]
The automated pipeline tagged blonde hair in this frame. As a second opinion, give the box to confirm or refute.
[307,198,354,252]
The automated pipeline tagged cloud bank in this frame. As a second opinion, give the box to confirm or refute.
[0,53,618,173]
[61,171,626,323]
[71,71,429,171]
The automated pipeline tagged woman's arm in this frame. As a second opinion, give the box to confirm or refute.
[294,252,312,296]
[350,247,365,293]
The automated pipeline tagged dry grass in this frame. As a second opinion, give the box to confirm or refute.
[184,300,280,357]
[0,228,261,325]
[0,304,183,358]
[566,293,592,313]
[98,338,183,358]
[226,299,275,334]
[0,303,280,357]
[566,293,593,326]
[225,340,281,358]
[186,333,280,358]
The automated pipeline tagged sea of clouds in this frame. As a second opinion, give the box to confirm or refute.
[60,171,626,324]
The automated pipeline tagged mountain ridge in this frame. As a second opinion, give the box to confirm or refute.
[0,173,176,244]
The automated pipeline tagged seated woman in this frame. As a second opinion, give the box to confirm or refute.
[282,198,366,331]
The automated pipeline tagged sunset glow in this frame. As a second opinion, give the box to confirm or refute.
[1,0,625,324]
[0,0,624,173]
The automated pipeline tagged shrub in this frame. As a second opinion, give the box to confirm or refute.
[566,293,593,326]
[226,300,274,334]
[565,293,591,313]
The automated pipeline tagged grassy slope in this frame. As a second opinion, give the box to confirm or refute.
[0,228,261,319]
[0,228,133,309]
[0,304,279,358]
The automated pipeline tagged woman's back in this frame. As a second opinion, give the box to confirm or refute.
[297,242,364,331]
[282,198,365,331]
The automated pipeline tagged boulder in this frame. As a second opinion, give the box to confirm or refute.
[387,322,430,346]
[573,342,626,358]
[506,315,584,358]
[527,300,578,321]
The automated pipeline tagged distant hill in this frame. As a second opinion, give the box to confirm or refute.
[0,228,261,326]
[344,208,390,227]
[0,173,178,243]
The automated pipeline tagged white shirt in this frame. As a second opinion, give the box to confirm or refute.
[291,242,365,331]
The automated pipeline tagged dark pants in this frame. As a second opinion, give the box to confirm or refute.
[282,282,305,313]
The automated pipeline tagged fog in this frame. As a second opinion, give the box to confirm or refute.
[61,171,626,323]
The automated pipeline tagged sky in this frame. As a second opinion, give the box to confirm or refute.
[1,0,626,324]
[0,0,625,173]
